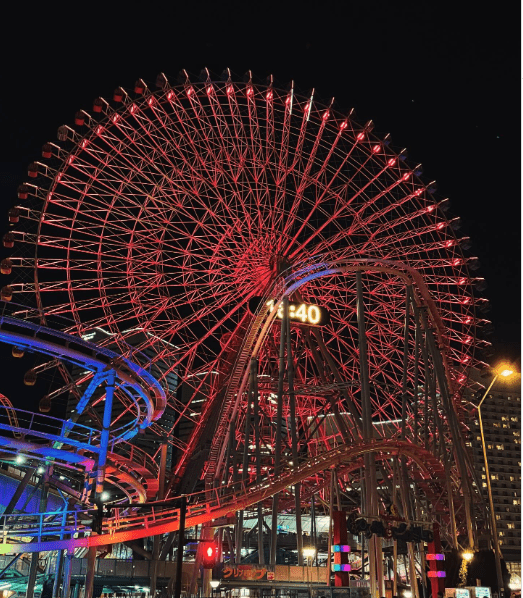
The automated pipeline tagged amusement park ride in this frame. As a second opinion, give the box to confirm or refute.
[0,69,494,597]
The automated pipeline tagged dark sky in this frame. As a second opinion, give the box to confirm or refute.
[0,2,519,406]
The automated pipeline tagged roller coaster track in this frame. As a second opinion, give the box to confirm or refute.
[0,315,165,532]
[0,439,452,554]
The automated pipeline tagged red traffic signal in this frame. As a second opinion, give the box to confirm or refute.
[201,541,217,569]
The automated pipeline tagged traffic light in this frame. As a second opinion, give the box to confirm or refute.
[201,541,217,569]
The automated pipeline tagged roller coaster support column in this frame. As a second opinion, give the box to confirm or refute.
[61,549,74,598]
[356,272,382,598]
[270,297,289,566]
[26,473,49,598]
[52,549,65,598]
[174,495,187,598]
[286,305,304,566]
[151,437,169,596]
[251,358,265,565]
[85,369,116,598]
[2,464,36,525]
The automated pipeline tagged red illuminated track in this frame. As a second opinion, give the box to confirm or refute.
[0,439,453,554]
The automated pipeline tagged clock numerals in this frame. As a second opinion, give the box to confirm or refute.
[265,300,327,326]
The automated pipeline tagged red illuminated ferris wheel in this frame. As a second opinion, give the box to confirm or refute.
[3,69,485,545]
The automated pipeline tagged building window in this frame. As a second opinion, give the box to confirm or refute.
[513,499,521,506]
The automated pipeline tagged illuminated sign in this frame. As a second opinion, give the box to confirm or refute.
[249,297,329,327]
[332,564,352,572]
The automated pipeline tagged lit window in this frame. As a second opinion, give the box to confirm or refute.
[499,531,504,537]
[513,499,521,506]
[496,445,504,450]
[483,483,487,488]
[502,416,508,421]
[513,431,520,437]
[511,416,518,422]
[481,474,486,479]
[508,523,515,529]
[503,424,510,428]
[493,423,501,428]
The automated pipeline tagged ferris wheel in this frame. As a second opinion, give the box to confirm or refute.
[2,69,485,542]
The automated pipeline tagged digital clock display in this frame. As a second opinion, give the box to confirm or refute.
[249,297,329,327]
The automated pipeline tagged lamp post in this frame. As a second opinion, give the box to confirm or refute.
[210,579,220,598]
[303,547,317,598]
[476,364,514,598]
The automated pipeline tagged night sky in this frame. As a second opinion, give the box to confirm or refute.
[0,2,519,406]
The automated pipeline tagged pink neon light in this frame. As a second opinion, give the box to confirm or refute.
[428,571,446,578]
[426,553,445,561]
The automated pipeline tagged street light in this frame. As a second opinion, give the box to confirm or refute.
[210,579,220,598]
[476,363,515,598]
[303,547,317,598]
